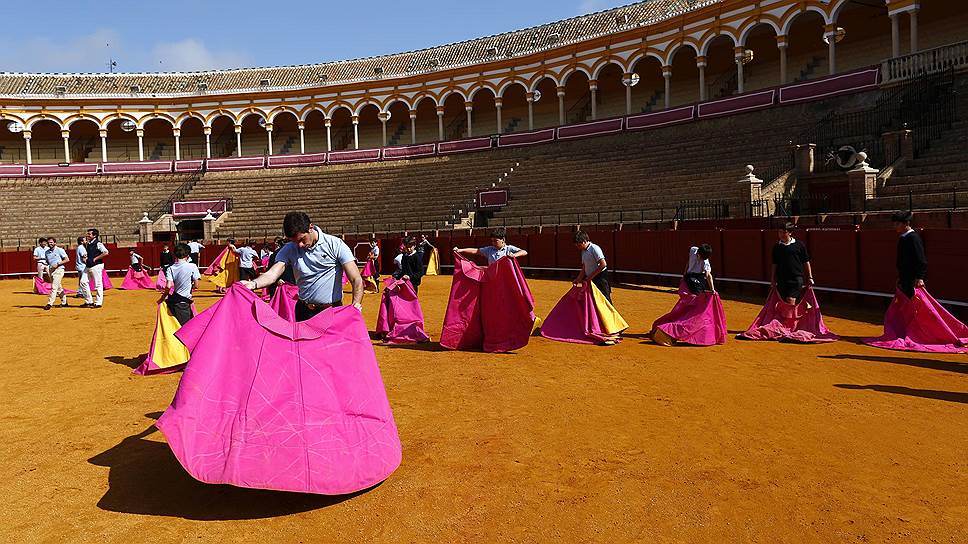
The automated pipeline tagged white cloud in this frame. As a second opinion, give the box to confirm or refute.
[151,39,252,72]
[578,0,610,14]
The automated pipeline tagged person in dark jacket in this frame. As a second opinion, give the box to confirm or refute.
[771,222,814,304]
[159,245,174,273]
[892,210,927,298]
[393,236,424,293]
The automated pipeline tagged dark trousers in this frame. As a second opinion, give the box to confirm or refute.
[591,271,612,303]
[776,277,804,300]
[683,272,708,295]
[295,299,341,322]
[166,294,194,326]
[132,263,143,272]
[240,267,257,281]
[898,278,917,299]
[190,253,199,266]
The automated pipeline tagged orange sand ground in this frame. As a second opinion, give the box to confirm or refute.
[1,275,966,543]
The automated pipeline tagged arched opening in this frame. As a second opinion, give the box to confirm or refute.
[67,119,99,163]
[562,70,592,124]
[704,35,739,98]
[834,2,891,74]
[413,97,438,143]
[742,23,780,91]
[918,1,968,52]
[471,88,497,136]
[239,113,267,156]
[499,83,528,134]
[303,110,326,152]
[785,11,827,82]
[179,117,205,159]
[441,93,467,140]
[595,63,626,119]
[385,101,411,146]
[627,57,664,113]
[104,118,140,162]
[356,104,382,149]
[209,115,236,158]
[271,111,299,155]
[531,77,558,129]
[329,107,353,151]
[143,118,175,161]
[0,118,27,163]
[668,46,699,106]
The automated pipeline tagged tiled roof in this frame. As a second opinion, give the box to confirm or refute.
[0,0,718,98]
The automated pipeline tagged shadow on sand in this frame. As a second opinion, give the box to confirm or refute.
[834,383,968,405]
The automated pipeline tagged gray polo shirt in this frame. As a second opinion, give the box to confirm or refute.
[238,247,259,268]
[581,242,606,276]
[479,244,521,264]
[187,241,203,254]
[76,245,87,272]
[275,227,355,304]
[45,246,68,267]
[165,260,201,299]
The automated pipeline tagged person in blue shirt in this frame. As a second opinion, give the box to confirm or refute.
[43,237,70,310]
[234,240,260,282]
[159,243,202,325]
[454,228,528,264]
[572,230,612,303]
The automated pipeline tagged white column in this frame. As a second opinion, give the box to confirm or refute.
[136,129,145,161]
[325,119,332,151]
[61,130,70,163]
[204,127,212,158]
[266,124,273,155]
[662,66,672,109]
[234,125,242,157]
[380,115,388,147]
[494,99,503,133]
[297,121,305,154]
[589,81,598,120]
[526,94,535,130]
[624,74,633,115]
[409,111,417,144]
[909,9,918,54]
[99,129,108,163]
[557,86,565,125]
[890,14,900,57]
[436,107,445,140]
[465,102,473,138]
[23,131,32,165]
[777,39,788,85]
[352,116,359,149]
[734,47,745,94]
[173,129,181,161]
[696,57,707,101]
[824,25,837,75]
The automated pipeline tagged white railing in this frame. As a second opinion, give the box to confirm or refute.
[882,40,968,83]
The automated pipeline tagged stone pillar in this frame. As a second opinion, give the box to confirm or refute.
[824,24,837,75]
[623,74,633,115]
[204,127,212,158]
[136,129,145,161]
[794,144,816,176]
[734,47,746,94]
[738,165,765,216]
[662,66,672,109]
[297,121,305,154]
[847,156,878,212]
[526,93,535,130]
[883,129,914,164]
[172,128,181,161]
[409,111,417,143]
[777,37,788,85]
[61,130,70,163]
[99,129,108,163]
[325,118,332,151]
[695,57,707,101]
[138,212,153,242]
[202,209,215,241]
[465,101,474,138]
[556,86,565,125]
[436,107,445,140]
[234,125,242,157]
[494,99,503,133]
[909,9,918,54]
[890,14,900,57]
[379,113,389,147]
[352,116,359,149]
[23,131,32,165]
[265,123,273,155]
[588,80,598,120]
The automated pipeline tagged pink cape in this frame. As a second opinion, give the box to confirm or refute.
[440,253,536,353]
[120,266,155,290]
[203,247,229,276]
[361,260,377,277]
[651,281,727,346]
[376,277,430,344]
[738,286,838,343]
[863,287,968,353]
[34,269,113,295]
[133,301,196,376]
[155,270,168,291]
[269,283,299,322]
[540,283,627,344]
[261,255,270,268]
[156,284,402,495]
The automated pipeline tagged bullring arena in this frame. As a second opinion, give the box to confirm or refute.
[2,0,968,542]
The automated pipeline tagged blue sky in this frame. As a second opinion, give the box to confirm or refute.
[0,0,620,73]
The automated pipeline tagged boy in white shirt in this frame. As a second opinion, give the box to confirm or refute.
[33,238,49,278]
[683,244,715,294]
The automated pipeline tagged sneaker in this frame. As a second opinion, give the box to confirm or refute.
[43,304,52,311]
[93,304,103,309]
[61,301,68,307]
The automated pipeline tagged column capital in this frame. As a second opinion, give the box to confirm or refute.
[297,121,305,129]
[662,65,673,77]
[203,126,212,135]
[695,55,707,67]
[493,98,503,107]
[464,101,474,111]
[823,22,838,34]
[60,129,70,138]
[351,115,359,124]
[99,129,108,138]
[525,92,535,102]
[436,106,445,116]
[775,35,788,47]
[264,123,273,132]
[233,125,242,134]
[324,118,332,127]
[409,110,417,119]
[136,129,145,137]
[172,128,180,137]
[556,86,566,97]
[22,130,31,139]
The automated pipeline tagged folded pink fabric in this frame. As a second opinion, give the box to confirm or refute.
[863,287,968,353]
[120,266,155,290]
[651,281,727,346]
[268,283,298,322]
[157,284,402,495]
[376,277,430,344]
[738,286,838,343]
[541,283,624,344]
[440,253,536,352]
[361,260,377,277]
[155,270,168,292]
[34,276,76,295]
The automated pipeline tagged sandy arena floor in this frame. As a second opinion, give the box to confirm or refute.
[1,275,966,543]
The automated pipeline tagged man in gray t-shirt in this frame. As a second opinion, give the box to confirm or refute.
[161,243,201,326]
[240,212,364,322]
[454,227,528,264]
[573,230,612,303]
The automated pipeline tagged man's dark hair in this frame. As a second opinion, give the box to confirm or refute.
[891,210,913,224]
[574,230,590,243]
[403,235,416,246]
[783,222,796,232]
[274,236,285,247]
[174,243,191,259]
[38,237,46,245]
[88,228,99,237]
[76,237,85,245]
[698,243,713,258]
[226,237,236,244]
[491,227,507,240]
[283,212,312,238]
[47,237,56,243]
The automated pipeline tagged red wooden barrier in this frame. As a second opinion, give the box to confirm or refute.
[721,230,765,281]
[526,232,557,268]
[922,229,968,302]
[806,230,859,290]
[857,230,900,294]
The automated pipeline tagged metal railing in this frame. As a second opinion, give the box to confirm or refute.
[145,165,206,220]
[882,40,968,84]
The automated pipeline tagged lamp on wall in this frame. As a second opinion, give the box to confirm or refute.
[823,27,846,45]
[6,121,24,133]
[622,73,641,87]
[120,120,136,132]
[741,49,754,65]
[531,89,542,102]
